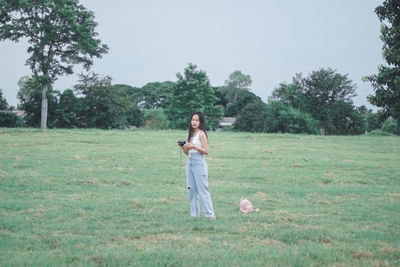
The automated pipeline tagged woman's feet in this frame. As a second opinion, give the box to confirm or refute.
[207,216,216,221]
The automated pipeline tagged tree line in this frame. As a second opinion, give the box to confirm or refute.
[0,63,398,135]
[0,0,399,135]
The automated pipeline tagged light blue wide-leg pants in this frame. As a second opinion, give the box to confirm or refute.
[186,153,215,217]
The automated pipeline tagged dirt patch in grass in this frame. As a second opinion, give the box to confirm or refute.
[263,237,286,247]
[138,233,183,242]
[352,250,373,259]
[196,237,211,244]
[158,197,175,203]
[253,191,267,200]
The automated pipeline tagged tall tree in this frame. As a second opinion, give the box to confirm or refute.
[140,81,174,110]
[271,83,308,111]
[367,0,400,128]
[166,63,223,130]
[234,100,268,133]
[293,68,357,135]
[225,90,263,117]
[0,0,108,129]
[220,70,252,103]
[74,73,142,129]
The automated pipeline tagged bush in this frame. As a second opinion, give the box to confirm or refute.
[234,101,268,132]
[381,117,399,135]
[365,129,395,136]
[144,109,169,130]
[277,106,319,134]
[0,112,24,127]
[264,101,319,134]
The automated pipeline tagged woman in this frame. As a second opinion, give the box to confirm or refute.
[178,111,216,220]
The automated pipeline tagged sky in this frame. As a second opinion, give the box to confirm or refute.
[0,0,384,109]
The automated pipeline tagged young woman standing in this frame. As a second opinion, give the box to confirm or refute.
[178,111,216,220]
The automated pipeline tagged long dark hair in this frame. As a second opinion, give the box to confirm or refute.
[187,111,208,142]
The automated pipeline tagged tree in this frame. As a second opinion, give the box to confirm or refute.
[17,76,58,127]
[54,89,81,128]
[0,88,24,127]
[260,101,319,134]
[0,89,8,110]
[220,70,252,103]
[271,83,308,111]
[233,101,268,132]
[293,68,357,135]
[326,101,365,135]
[225,90,263,117]
[367,0,400,130]
[140,81,174,110]
[74,73,142,129]
[0,0,108,129]
[166,63,223,130]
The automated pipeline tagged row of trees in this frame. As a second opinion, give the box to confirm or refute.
[1,63,396,135]
[0,0,399,135]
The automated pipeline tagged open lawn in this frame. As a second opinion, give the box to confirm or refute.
[0,128,399,266]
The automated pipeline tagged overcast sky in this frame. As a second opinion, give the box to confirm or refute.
[1,0,384,109]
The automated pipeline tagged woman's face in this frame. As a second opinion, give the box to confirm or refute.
[191,114,200,129]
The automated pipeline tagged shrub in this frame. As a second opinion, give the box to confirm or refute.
[0,112,24,127]
[366,129,395,136]
[234,101,268,132]
[381,117,399,135]
[264,101,319,134]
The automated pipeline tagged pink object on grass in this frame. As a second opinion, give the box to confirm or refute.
[239,197,260,213]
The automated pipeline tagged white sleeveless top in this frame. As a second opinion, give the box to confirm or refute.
[188,131,203,155]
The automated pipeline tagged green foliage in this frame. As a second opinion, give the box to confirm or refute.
[324,101,365,135]
[234,101,268,132]
[213,86,229,110]
[166,63,223,130]
[271,83,308,111]
[269,69,361,135]
[0,0,108,128]
[225,90,262,117]
[367,0,400,129]
[366,129,395,136]
[74,73,143,129]
[0,89,23,127]
[0,112,24,127]
[140,82,175,110]
[263,101,319,134]
[356,105,383,133]
[294,68,357,133]
[381,117,400,135]
[221,70,252,104]
[144,109,169,130]
[275,105,319,134]
[116,82,175,111]
[234,99,320,134]
[0,89,8,110]
[54,89,82,128]
[17,76,58,128]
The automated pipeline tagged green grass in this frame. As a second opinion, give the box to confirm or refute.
[0,128,399,266]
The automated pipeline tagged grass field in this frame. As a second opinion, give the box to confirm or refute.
[0,128,399,266]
